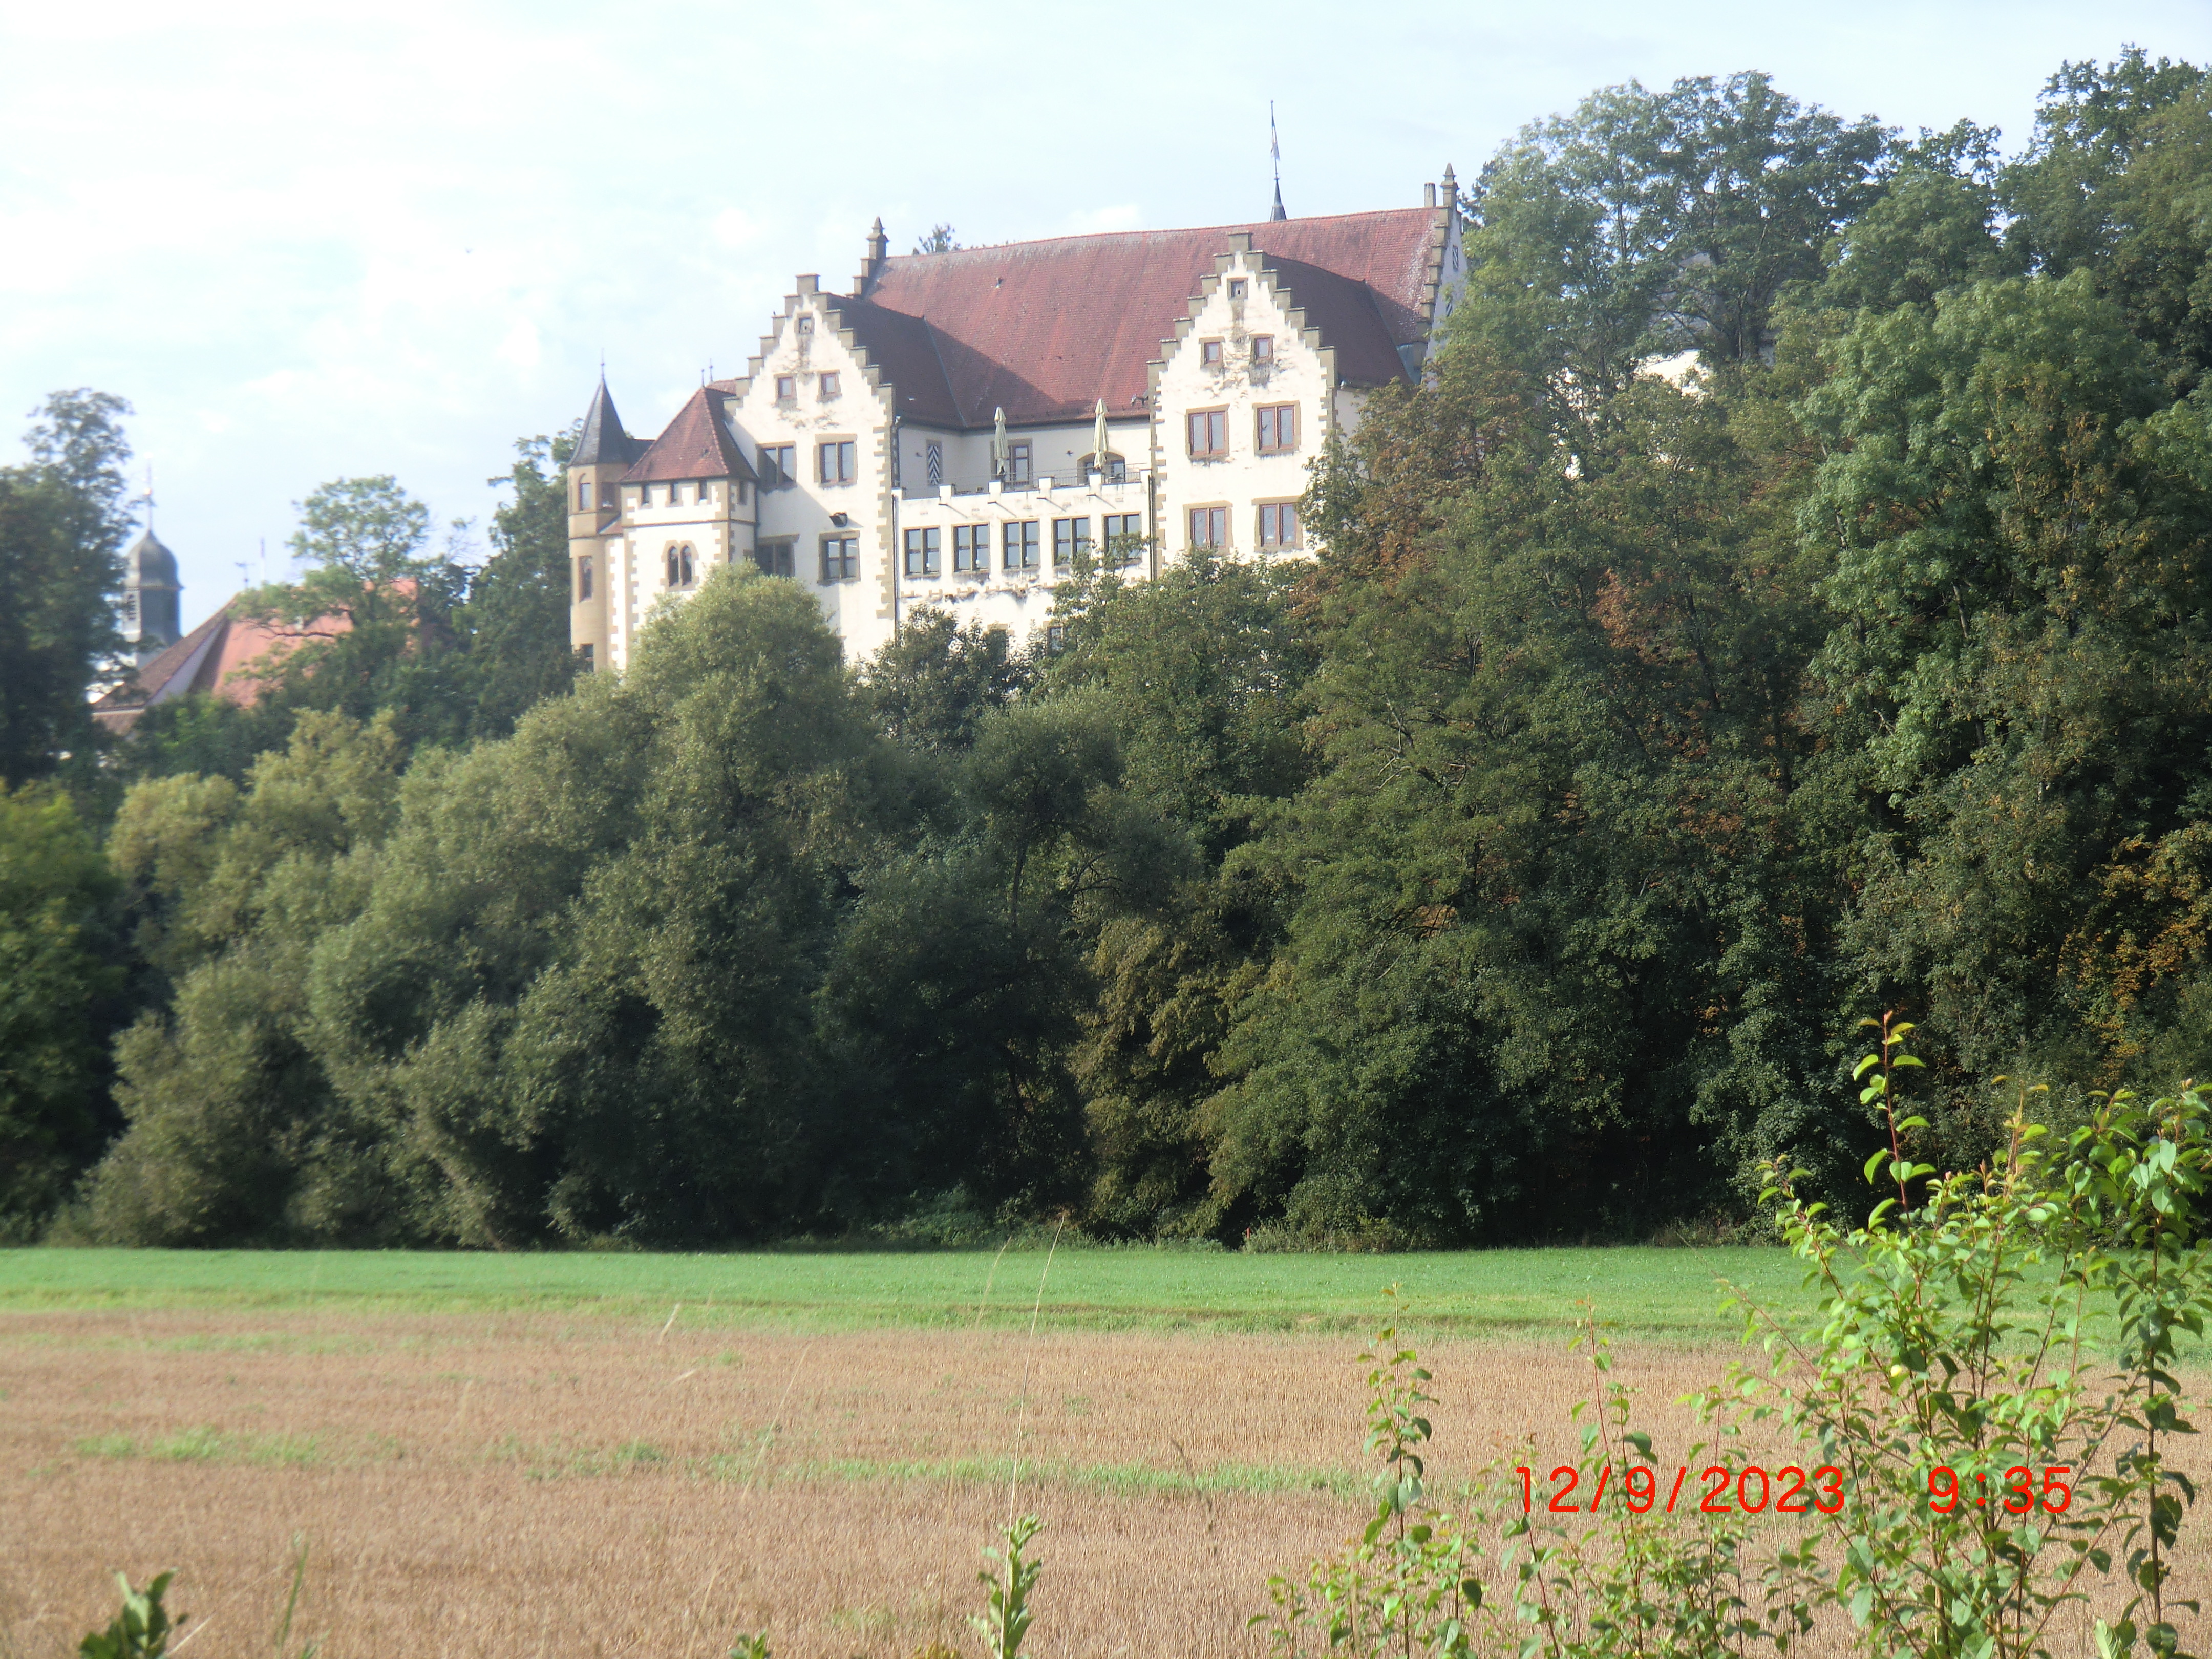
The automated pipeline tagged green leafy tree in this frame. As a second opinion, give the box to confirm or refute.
[0,391,132,783]
[462,432,584,740]
[861,609,1032,753]
[0,784,123,1236]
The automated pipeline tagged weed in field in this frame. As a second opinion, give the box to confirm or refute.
[970,1515,1043,1659]
[76,1572,177,1659]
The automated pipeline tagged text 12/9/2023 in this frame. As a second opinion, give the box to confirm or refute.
[1517,1465,2076,1516]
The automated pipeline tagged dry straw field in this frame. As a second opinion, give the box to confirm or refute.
[0,1247,2200,1657]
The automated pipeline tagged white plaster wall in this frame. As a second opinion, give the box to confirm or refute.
[889,472,1150,644]
[1152,247,1333,560]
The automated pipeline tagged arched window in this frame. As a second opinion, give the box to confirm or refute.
[1080,451,1126,483]
[667,545,695,588]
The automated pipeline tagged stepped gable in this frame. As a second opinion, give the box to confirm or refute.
[573,377,645,468]
[621,387,759,485]
[838,207,1439,428]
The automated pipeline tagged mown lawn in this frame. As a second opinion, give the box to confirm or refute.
[0,1244,1800,1339]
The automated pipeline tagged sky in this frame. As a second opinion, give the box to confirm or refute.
[4,0,2209,630]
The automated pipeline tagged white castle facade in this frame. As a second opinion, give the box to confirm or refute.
[568,175,1467,669]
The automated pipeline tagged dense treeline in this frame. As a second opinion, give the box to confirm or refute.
[7,51,2212,1246]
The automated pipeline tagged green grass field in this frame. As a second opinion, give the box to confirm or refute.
[0,1244,1805,1341]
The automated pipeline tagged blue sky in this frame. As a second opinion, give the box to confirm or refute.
[5,0,2208,629]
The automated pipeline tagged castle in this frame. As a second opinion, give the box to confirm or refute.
[568,174,1468,668]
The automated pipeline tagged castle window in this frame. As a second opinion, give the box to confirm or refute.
[903,526,941,577]
[1052,516,1091,572]
[820,535,859,583]
[1006,441,1031,485]
[577,556,593,601]
[755,539,796,578]
[1256,403,1299,453]
[926,440,943,487]
[759,444,795,486]
[1258,501,1300,549]
[1200,339,1224,367]
[1251,335,1274,363]
[1228,280,1247,300]
[1188,505,1227,549]
[1187,409,1228,458]
[796,315,815,335]
[1002,519,1040,571]
[819,372,841,400]
[696,481,713,505]
[953,524,989,573]
[577,479,593,509]
[123,592,138,622]
[817,440,856,485]
[578,644,594,670]
[1046,623,1067,654]
[775,375,796,401]
[1103,513,1144,567]
[666,544,696,588]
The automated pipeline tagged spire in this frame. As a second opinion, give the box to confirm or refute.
[1440,162,1457,214]
[855,216,891,292]
[1269,102,1287,221]
[572,375,643,469]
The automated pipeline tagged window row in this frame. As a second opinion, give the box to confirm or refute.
[582,479,748,510]
[1187,501,1300,550]
[1198,333,1273,367]
[900,513,1147,579]
[1187,402,1299,459]
[753,441,855,488]
[773,371,840,402]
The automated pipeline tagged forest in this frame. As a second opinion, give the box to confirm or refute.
[4,51,2210,1248]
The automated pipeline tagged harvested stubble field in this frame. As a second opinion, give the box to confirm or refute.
[0,1247,2198,1657]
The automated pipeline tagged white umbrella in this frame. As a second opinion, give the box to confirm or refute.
[1092,399,1110,476]
[992,406,1008,479]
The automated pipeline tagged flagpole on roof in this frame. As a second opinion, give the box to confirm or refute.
[1270,102,1286,221]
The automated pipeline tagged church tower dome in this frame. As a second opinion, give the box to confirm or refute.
[121,527,183,662]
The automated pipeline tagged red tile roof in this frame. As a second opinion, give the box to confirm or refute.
[623,388,760,485]
[92,598,360,733]
[825,208,1442,428]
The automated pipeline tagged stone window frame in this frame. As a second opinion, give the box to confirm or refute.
[1052,515,1092,572]
[758,444,796,487]
[666,543,698,589]
[1187,408,1229,459]
[1251,334,1274,364]
[816,438,858,486]
[754,539,796,579]
[1102,512,1145,568]
[576,556,594,602]
[953,523,990,575]
[903,526,942,578]
[1187,503,1229,550]
[775,375,797,402]
[1200,338,1225,367]
[819,534,860,584]
[1002,518,1041,572]
[1256,402,1300,454]
[1256,499,1302,550]
[1005,440,1033,485]
[819,371,842,401]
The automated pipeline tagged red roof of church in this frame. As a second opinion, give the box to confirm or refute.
[621,387,760,485]
[822,207,1443,429]
[92,598,361,734]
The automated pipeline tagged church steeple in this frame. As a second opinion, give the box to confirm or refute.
[572,375,643,468]
[119,471,181,663]
[1269,102,1287,220]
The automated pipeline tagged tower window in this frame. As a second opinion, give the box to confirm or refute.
[123,592,138,622]
[577,479,593,509]
[576,556,593,601]
[666,544,696,588]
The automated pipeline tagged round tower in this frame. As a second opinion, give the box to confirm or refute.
[121,528,182,662]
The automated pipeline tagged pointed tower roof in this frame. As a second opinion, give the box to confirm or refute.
[1270,180,1287,221]
[572,377,644,467]
[124,528,180,588]
[621,388,760,485]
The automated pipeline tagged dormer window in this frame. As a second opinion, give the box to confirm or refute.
[1251,335,1274,364]
[819,372,841,399]
[775,375,796,401]
[1200,339,1224,367]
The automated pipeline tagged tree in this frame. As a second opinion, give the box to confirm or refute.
[860,609,1032,753]
[462,432,584,739]
[914,224,961,254]
[0,784,123,1236]
[0,391,133,783]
